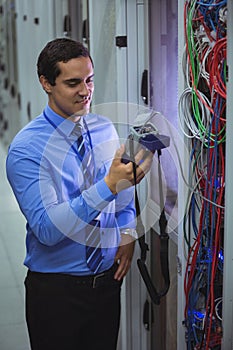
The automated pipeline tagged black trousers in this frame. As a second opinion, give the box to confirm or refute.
[24,264,122,350]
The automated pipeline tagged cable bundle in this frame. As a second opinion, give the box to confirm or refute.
[179,1,227,349]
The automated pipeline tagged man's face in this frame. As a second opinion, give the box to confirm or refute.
[43,56,94,119]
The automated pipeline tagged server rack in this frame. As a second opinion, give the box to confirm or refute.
[177,1,233,349]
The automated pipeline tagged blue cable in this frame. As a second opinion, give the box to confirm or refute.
[197,0,227,7]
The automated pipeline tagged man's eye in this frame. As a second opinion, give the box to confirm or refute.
[87,78,94,84]
[68,82,78,87]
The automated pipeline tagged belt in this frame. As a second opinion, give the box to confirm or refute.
[27,263,120,289]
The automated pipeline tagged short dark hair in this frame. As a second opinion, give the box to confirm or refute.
[37,38,93,86]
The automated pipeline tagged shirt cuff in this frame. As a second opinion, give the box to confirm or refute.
[81,178,116,212]
[95,178,116,201]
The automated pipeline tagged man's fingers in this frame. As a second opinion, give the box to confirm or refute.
[134,148,145,164]
[135,151,153,182]
[114,144,125,161]
[114,259,130,281]
[134,148,153,165]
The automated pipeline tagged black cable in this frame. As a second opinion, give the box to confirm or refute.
[129,139,170,305]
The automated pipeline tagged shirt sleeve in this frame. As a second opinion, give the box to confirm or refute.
[115,186,136,230]
[6,145,116,246]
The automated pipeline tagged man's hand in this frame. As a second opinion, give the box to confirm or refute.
[104,144,153,194]
[114,234,136,281]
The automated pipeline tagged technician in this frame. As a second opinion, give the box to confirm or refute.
[6,38,153,350]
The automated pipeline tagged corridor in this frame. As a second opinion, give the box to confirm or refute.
[0,142,30,349]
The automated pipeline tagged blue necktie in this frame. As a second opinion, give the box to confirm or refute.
[75,123,103,273]
[85,220,103,273]
[76,125,94,189]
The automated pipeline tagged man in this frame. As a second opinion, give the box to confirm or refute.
[6,38,152,350]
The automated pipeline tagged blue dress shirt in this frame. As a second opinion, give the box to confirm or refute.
[6,105,136,275]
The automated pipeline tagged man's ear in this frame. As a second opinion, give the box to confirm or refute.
[39,75,52,94]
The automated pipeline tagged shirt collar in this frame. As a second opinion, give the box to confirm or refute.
[44,105,100,136]
[44,104,83,137]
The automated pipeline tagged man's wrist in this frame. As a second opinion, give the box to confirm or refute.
[104,175,117,194]
[120,228,138,240]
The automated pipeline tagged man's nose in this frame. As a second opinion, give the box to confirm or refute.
[79,81,89,96]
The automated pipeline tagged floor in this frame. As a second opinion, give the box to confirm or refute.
[0,142,30,350]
